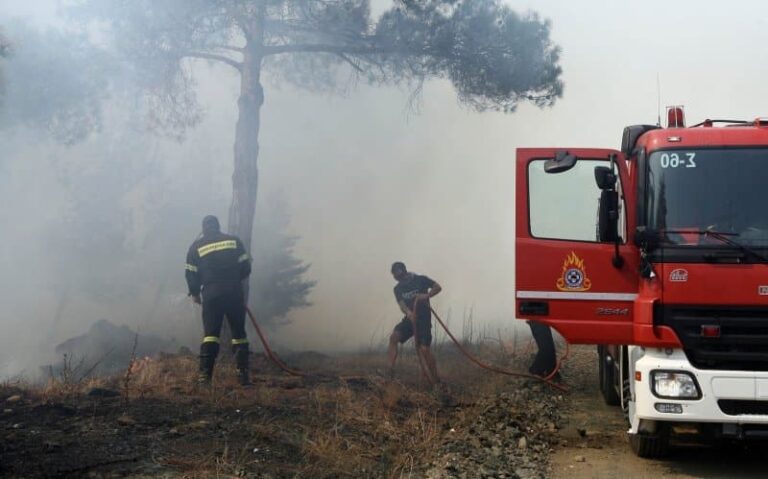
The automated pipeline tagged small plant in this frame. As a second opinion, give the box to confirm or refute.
[121,333,139,406]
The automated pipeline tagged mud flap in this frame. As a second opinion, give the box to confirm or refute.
[628,402,640,434]
[626,346,645,434]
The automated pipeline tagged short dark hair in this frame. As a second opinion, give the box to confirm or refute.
[391,261,407,274]
[202,215,220,234]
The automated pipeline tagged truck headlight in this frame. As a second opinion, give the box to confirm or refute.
[651,370,701,399]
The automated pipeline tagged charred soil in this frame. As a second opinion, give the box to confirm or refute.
[7,343,768,478]
[20,343,768,478]
[1,343,567,478]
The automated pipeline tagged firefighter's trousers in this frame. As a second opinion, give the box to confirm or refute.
[199,290,249,376]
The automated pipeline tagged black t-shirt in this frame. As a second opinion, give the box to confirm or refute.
[394,274,436,319]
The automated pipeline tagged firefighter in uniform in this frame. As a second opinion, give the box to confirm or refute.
[185,215,252,385]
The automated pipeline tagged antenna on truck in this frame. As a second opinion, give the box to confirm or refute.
[656,74,662,127]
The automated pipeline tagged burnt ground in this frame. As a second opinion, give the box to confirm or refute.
[1,384,310,478]
[10,344,768,478]
[22,341,764,478]
[1,341,568,479]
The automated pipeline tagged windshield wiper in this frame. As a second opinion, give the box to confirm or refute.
[663,229,768,263]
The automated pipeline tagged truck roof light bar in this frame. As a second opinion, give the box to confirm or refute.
[667,106,686,128]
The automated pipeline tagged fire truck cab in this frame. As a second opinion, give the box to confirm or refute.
[516,108,768,457]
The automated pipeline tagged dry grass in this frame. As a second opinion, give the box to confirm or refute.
[298,378,443,478]
[125,354,197,399]
[39,354,112,402]
[290,332,536,478]
[9,320,541,478]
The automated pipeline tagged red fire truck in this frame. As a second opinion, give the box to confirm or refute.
[516,107,768,457]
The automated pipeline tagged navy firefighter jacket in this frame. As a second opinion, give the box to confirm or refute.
[185,232,251,300]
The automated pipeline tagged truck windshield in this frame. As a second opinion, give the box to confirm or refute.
[646,148,768,248]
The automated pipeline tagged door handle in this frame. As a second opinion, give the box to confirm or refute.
[519,301,549,316]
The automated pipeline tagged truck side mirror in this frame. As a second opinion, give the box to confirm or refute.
[544,151,577,173]
[595,165,620,241]
[594,166,616,190]
[597,190,619,243]
[595,157,625,268]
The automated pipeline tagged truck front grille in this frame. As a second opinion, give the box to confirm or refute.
[718,400,768,416]
[658,306,768,371]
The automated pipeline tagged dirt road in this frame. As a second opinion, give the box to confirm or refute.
[551,346,768,479]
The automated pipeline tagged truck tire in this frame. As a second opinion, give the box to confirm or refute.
[598,345,620,406]
[629,426,670,458]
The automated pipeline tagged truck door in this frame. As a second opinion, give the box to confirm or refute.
[516,148,639,344]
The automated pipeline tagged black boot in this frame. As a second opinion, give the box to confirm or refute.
[198,341,219,384]
[237,368,251,386]
[198,356,214,384]
[234,342,251,386]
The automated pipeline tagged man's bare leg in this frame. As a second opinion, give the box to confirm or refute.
[387,331,402,378]
[415,346,431,383]
[419,345,440,385]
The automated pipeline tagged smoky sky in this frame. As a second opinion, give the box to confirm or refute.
[3,0,768,376]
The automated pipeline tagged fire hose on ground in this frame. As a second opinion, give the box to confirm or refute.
[245,306,307,377]
[428,306,569,392]
[244,305,569,392]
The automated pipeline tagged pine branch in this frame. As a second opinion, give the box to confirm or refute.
[209,44,245,53]
[263,43,398,56]
[336,52,364,73]
[186,51,243,71]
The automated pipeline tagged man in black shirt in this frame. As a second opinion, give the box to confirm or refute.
[185,215,252,386]
[388,262,442,385]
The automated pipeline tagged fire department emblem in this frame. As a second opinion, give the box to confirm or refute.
[556,251,592,292]
[669,269,688,282]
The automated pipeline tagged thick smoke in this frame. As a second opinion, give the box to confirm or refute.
[0,2,543,379]
[2,0,765,379]
[0,62,524,379]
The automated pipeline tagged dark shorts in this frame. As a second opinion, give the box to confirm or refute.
[394,315,432,347]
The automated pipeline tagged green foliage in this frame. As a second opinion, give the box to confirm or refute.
[250,194,315,326]
[71,0,563,123]
[61,0,561,325]
[0,22,112,144]
[374,1,563,112]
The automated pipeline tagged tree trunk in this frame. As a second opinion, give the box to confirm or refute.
[221,49,262,349]
[227,46,263,303]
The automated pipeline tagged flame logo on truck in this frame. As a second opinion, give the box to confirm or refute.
[556,251,592,292]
